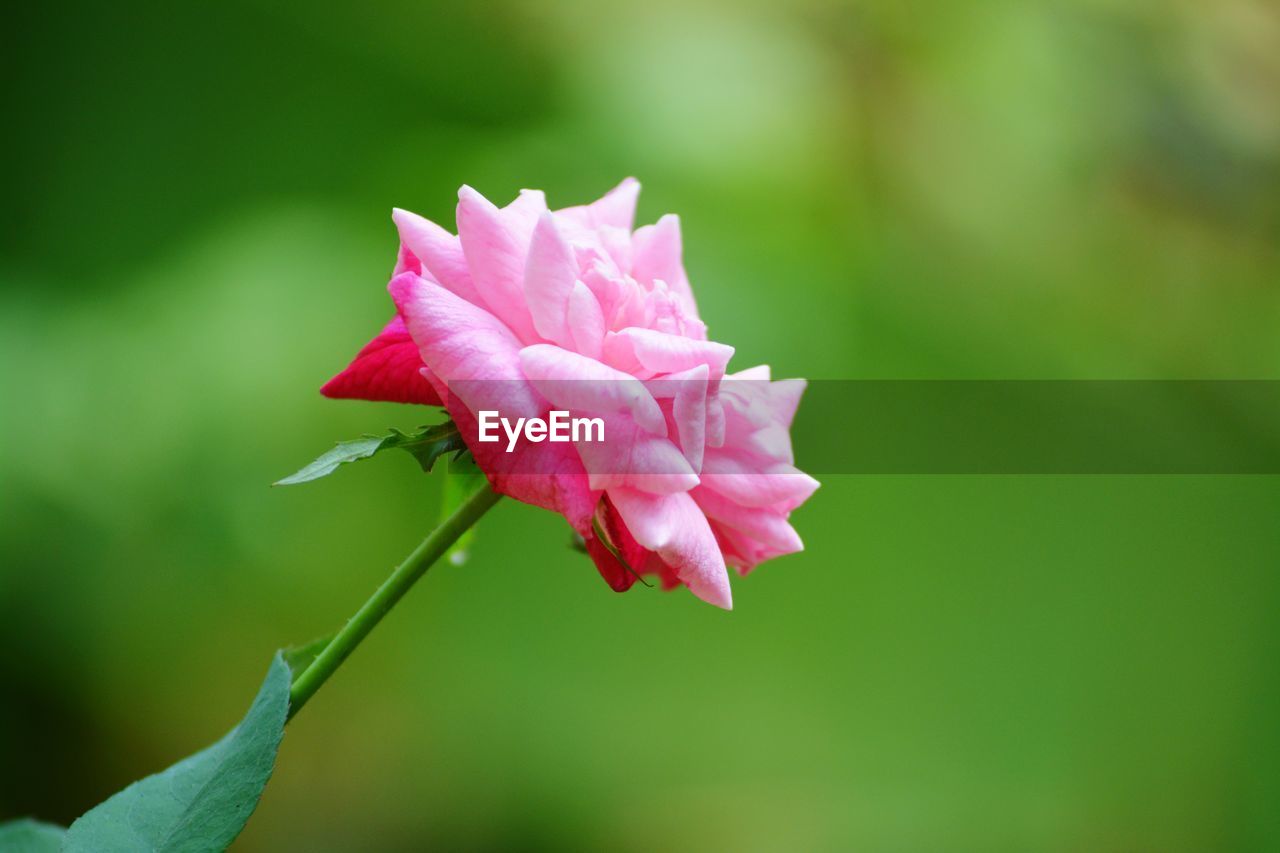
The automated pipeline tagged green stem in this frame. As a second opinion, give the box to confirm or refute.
[288,484,502,719]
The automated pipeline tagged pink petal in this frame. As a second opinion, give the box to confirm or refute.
[519,344,667,436]
[711,521,785,574]
[602,327,734,380]
[707,394,726,448]
[691,486,804,555]
[320,315,442,406]
[631,213,698,317]
[567,281,606,360]
[594,177,641,230]
[721,374,807,430]
[393,275,601,533]
[699,450,820,510]
[576,412,700,495]
[504,188,548,236]
[388,273,542,421]
[455,186,541,343]
[646,365,709,473]
[556,177,641,231]
[608,488,732,609]
[392,208,481,305]
[523,213,576,345]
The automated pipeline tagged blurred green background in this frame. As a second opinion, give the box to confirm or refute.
[3,1,1279,850]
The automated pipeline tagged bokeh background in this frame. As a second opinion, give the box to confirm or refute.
[3,1,1279,850]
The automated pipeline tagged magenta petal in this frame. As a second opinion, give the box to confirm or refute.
[320,315,442,406]
[392,242,422,277]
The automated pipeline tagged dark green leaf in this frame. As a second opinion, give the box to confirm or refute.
[394,422,468,474]
[274,421,465,485]
[0,819,65,852]
[61,654,292,853]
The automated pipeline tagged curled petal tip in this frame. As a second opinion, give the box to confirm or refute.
[694,578,733,610]
[457,184,489,206]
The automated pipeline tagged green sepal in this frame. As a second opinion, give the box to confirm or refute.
[281,633,335,677]
[274,421,466,485]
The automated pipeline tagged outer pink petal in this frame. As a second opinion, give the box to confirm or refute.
[455,186,541,343]
[608,488,732,609]
[388,273,541,421]
[320,315,442,406]
[690,486,804,555]
[556,177,641,231]
[593,177,641,230]
[504,188,548,236]
[730,365,771,381]
[720,374,807,430]
[711,521,791,574]
[392,208,481,305]
[699,451,820,510]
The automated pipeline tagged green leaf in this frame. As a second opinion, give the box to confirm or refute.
[61,654,292,853]
[0,819,65,852]
[274,421,466,485]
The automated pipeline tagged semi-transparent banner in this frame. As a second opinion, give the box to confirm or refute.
[443,379,1280,475]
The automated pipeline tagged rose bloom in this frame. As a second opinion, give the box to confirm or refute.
[323,180,818,608]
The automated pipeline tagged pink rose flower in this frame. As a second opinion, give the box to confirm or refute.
[323,180,818,608]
